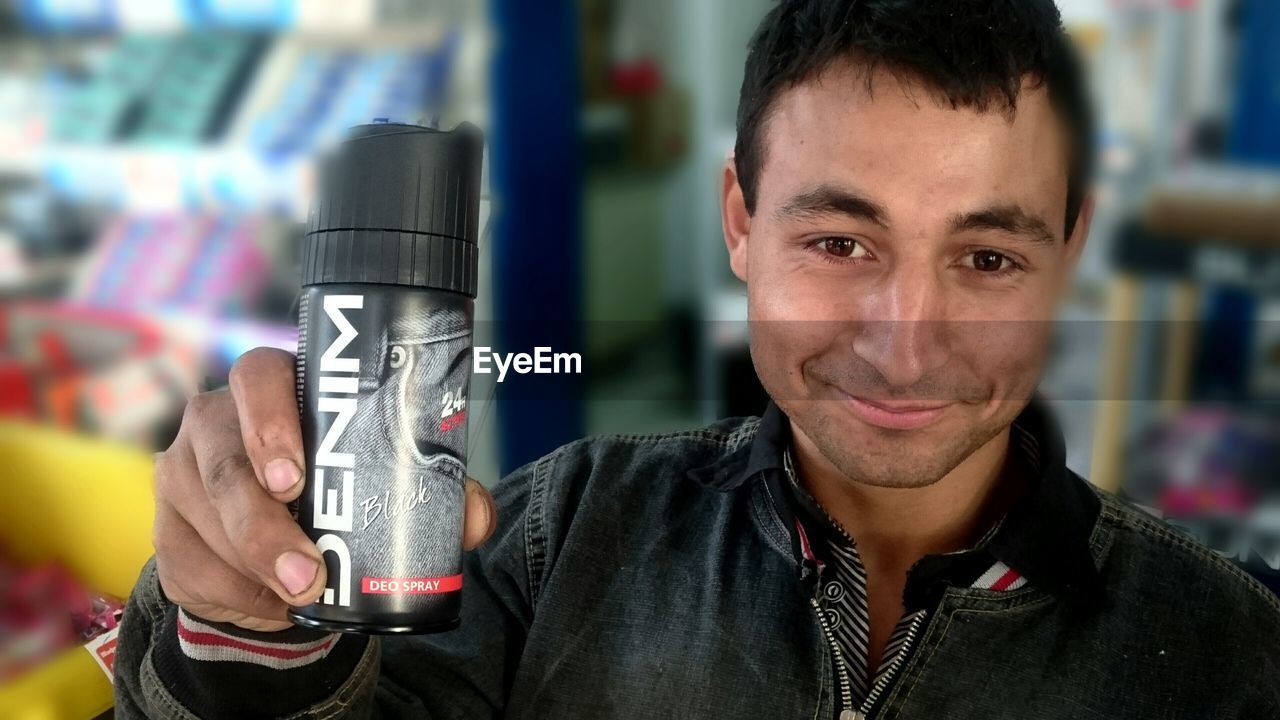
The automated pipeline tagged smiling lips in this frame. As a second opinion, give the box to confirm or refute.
[836,390,952,430]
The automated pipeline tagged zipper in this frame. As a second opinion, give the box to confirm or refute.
[809,592,859,720]
[855,609,927,719]
[808,489,871,719]
[795,507,856,719]
[811,583,930,720]
[808,511,926,720]
[798,481,867,720]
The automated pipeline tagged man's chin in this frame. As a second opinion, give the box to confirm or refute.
[804,414,968,489]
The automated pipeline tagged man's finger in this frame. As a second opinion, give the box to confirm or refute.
[214,481,326,605]
[154,503,292,623]
[160,439,276,584]
[228,347,306,501]
[186,394,327,605]
[462,477,497,550]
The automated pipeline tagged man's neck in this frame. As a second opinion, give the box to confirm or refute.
[789,425,1018,570]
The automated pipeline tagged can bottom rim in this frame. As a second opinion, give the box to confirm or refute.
[288,611,461,636]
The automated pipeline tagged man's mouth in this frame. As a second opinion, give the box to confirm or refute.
[831,388,953,431]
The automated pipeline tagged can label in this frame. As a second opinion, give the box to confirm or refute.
[294,284,471,627]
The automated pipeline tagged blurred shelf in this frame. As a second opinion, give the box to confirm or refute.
[1145,164,1280,250]
[13,0,481,35]
[0,144,313,215]
[0,21,479,214]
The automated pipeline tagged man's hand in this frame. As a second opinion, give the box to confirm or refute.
[152,347,497,632]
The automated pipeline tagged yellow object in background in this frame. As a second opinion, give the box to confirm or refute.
[0,422,155,720]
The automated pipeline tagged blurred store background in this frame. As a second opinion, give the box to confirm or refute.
[0,0,1277,717]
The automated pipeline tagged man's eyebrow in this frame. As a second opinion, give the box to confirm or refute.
[774,185,889,227]
[950,205,1058,245]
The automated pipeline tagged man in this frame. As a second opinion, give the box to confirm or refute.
[115,0,1280,718]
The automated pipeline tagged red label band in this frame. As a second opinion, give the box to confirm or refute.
[361,574,463,595]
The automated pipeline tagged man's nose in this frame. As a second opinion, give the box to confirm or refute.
[850,266,951,391]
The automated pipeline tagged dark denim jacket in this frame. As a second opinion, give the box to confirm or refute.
[115,399,1280,719]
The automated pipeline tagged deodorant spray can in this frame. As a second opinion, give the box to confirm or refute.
[290,121,483,634]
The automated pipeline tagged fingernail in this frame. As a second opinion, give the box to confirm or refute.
[264,459,301,493]
[275,552,318,596]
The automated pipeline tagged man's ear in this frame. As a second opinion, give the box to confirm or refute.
[1064,193,1094,271]
[1057,193,1094,302]
[720,155,751,282]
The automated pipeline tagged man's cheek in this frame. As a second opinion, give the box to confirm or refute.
[966,319,1049,401]
[749,273,808,320]
[749,321,821,398]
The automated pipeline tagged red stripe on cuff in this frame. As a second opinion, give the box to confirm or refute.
[176,614,336,661]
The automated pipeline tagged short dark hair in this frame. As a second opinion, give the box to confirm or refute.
[734,0,1095,239]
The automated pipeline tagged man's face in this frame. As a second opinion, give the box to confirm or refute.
[721,63,1090,489]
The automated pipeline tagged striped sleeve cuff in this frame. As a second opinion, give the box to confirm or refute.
[175,609,341,670]
[151,604,370,720]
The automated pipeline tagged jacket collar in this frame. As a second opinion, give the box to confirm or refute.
[688,395,1103,607]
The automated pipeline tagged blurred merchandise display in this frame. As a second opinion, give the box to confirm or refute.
[0,302,198,446]
[1090,162,1280,491]
[13,0,116,33]
[32,33,265,148]
[0,207,309,444]
[67,214,273,315]
[152,310,297,379]
[127,35,264,145]
[17,29,461,214]
[45,32,452,152]
[0,554,123,683]
[246,38,457,160]
[16,0,386,33]
[1124,409,1280,594]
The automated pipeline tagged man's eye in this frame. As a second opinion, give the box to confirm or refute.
[817,237,868,260]
[969,250,1017,273]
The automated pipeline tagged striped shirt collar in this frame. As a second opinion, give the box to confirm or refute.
[778,420,1034,556]
[742,395,1103,608]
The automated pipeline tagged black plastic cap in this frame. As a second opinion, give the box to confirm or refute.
[302,122,484,296]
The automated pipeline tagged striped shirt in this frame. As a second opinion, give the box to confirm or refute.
[782,420,1042,717]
